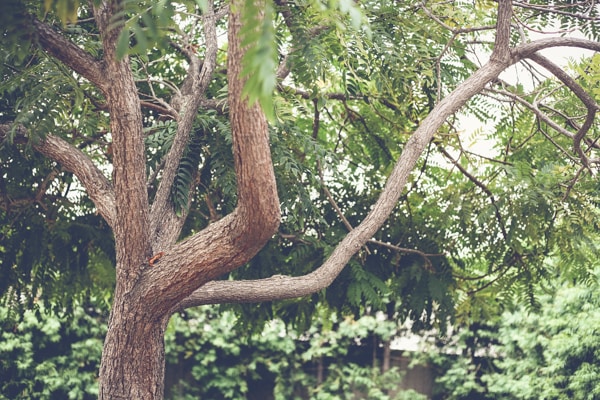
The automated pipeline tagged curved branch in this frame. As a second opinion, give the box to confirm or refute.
[511,37,600,61]
[32,19,107,93]
[487,87,599,155]
[136,0,281,314]
[528,53,599,169]
[0,124,116,227]
[176,0,517,307]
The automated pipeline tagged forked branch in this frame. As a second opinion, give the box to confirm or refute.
[135,0,280,315]
[32,19,107,93]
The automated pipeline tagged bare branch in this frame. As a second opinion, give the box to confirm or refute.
[487,47,600,170]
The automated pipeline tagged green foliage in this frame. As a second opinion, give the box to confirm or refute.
[513,0,600,41]
[0,144,115,314]
[114,0,177,60]
[0,0,38,65]
[419,266,600,400]
[0,302,106,400]
[43,0,80,25]
[171,128,204,217]
[483,280,600,400]
[165,306,425,400]
[239,0,278,120]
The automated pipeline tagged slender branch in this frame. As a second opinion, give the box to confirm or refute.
[278,84,361,101]
[420,2,496,35]
[175,0,519,307]
[149,0,220,251]
[528,53,599,170]
[512,1,600,21]
[140,100,178,118]
[366,238,443,271]
[438,146,508,241]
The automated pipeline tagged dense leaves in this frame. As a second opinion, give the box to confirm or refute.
[421,266,600,400]
[1,300,426,399]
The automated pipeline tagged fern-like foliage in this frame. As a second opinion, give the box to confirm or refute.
[171,128,205,217]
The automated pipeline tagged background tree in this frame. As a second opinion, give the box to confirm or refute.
[419,262,600,400]
[1,0,600,398]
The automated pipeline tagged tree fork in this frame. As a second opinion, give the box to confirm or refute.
[98,0,279,397]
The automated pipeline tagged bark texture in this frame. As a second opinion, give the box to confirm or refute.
[95,0,280,397]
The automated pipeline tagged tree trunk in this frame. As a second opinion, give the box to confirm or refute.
[382,339,391,373]
[95,0,278,397]
[99,293,169,399]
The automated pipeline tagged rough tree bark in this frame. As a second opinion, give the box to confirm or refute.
[94,0,280,397]
[6,0,598,398]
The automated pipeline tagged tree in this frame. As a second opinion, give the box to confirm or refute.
[1,0,599,398]
[419,264,600,400]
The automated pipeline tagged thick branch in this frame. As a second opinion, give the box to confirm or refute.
[135,0,280,314]
[511,37,600,61]
[176,0,517,307]
[94,0,151,283]
[0,124,116,227]
[32,19,106,93]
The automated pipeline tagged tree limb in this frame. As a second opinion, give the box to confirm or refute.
[94,0,152,284]
[149,0,220,251]
[0,124,116,227]
[175,0,518,307]
[511,37,600,61]
[32,19,107,93]
[528,53,599,169]
[136,0,281,315]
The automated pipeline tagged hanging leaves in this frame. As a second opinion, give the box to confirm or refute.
[239,0,278,121]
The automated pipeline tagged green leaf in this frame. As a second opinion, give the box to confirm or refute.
[115,27,130,60]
